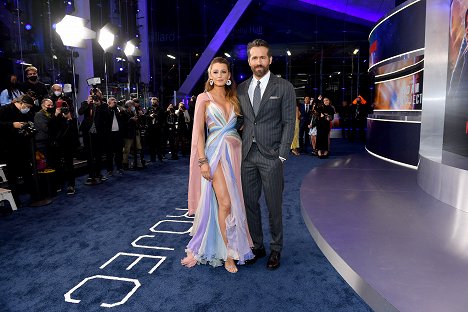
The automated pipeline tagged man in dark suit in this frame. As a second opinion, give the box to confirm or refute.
[237,39,296,270]
[298,96,312,153]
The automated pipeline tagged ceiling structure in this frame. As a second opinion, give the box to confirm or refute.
[152,0,397,101]
[297,0,396,24]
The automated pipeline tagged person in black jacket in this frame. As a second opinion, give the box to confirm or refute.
[55,107,80,195]
[78,89,109,185]
[20,66,48,113]
[314,95,336,158]
[0,95,35,205]
[105,97,125,175]
[145,97,165,162]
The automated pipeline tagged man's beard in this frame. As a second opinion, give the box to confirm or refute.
[252,65,268,77]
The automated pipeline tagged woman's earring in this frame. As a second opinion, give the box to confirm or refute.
[209,79,214,86]
[226,79,232,86]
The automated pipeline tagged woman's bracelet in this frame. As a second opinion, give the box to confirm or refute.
[198,157,208,167]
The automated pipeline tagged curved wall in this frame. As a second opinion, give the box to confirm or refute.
[418,0,468,211]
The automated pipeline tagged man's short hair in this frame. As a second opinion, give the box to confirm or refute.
[124,100,134,108]
[247,39,271,58]
[51,84,62,91]
[25,66,38,74]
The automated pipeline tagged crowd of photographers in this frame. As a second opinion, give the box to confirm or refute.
[0,66,194,208]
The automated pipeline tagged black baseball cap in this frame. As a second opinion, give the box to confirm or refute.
[20,95,35,106]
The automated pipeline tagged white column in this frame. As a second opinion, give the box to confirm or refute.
[72,0,94,105]
[138,0,150,84]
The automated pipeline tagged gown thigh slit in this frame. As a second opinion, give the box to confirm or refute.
[186,93,254,267]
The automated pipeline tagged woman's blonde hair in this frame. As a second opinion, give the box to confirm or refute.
[205,57,241,116]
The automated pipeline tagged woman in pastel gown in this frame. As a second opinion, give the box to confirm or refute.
[181,57,254,273]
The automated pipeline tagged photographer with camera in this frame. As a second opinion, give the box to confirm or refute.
[145,97,165,162]
[50,84,74,116]
[0,95,35,206]
[351,95,368,142]
[105,97,125,175]
[121,100,143,170]
[313,95,335,158]
[78,88,109,185]
[54,105,80,195]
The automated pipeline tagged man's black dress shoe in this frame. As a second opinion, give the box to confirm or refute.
[267,250,281,270]
[245,247,266,265]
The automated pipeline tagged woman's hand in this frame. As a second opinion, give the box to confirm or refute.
[200,163,212,181]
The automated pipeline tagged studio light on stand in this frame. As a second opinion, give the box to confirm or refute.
[55,15,96,118]
[124,40,140,98]
[98,25,115,99]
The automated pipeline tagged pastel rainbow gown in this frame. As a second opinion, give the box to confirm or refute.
[186,92,254,267]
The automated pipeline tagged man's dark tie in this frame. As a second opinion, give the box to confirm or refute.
[305,104,309,113]
[253,80,261,115]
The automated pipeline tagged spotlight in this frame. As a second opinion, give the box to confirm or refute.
[167,54,176,60]
[224,53,231,58]
[124,41,136,57]
[353,48,359,55]
[119,67,123,72]
[25,24,32,31]
[97,26,115,51]
[55,15,96,48]
[286,50,291,56]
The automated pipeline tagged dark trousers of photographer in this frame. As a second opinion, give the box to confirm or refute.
[106,131,123,172]
[58,148,75,188]
[148,127,164,162]
[351,117,366,142]
[83,131,103,179]
[165,128,178,160]
[2,147,32,204]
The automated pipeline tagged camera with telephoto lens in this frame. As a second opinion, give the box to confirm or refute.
[18,121,37,137]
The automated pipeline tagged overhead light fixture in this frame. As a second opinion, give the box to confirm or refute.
[286,50,291,56]
[224,52,231,58]
[167,54,176,59]
[353,49,359,55]
[98,26,115,51]
[124,41,136,56]
[55,15,96,48]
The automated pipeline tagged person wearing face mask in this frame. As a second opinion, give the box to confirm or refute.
[34,98,61,169]
[0,94,35,207]
[20,67,48,111]
[50,84,73,116]
[0,74,24,106]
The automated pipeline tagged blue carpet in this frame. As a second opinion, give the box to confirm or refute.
[0,139,371,312]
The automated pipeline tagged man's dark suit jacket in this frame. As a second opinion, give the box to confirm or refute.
[237,73,296,160]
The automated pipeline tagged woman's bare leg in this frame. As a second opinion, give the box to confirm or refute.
[212,162,237,273]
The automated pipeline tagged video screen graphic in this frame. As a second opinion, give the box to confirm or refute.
[444,0,468,158]
[374,70,423,110]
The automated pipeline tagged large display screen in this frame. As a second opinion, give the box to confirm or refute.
[444,0,468,157]
[374,70,423,110]
[369,0,426,69]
